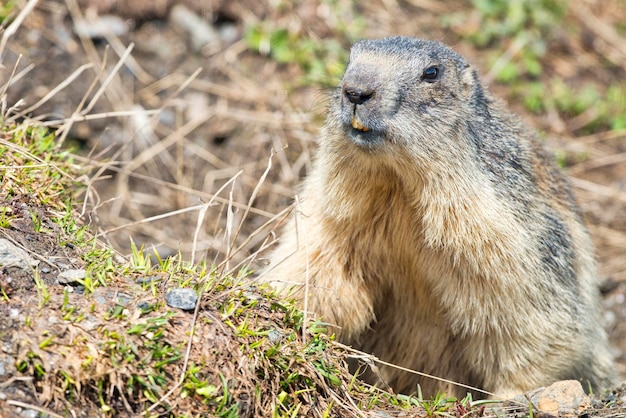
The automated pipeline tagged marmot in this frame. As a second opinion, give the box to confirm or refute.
[263,36,614,399]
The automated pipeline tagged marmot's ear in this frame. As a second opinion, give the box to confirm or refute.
[461,65,488,112]
[460,64,477,98]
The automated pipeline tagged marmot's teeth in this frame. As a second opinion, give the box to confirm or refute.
[351,116,369,132]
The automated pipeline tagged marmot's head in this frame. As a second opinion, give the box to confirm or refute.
[326,37,488,166]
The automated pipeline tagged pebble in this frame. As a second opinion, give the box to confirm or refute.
[116,293,133,305]
[57,269,86,284]
[508,380,590,416]
[0,239,39,271]
[73,15,128,38]
[268,329,284,344]
[79,315,98,332]
[137,301,152,311]
[165,288,198,311]
[92,289,132,306]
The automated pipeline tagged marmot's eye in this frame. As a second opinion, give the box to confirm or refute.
[422,66,440,82]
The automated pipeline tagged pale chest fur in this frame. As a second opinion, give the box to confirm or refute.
[314,151,548,339]
[312,158,448,325]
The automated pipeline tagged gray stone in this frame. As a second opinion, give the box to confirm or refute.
[137,301,152,311]
[268,329,284,344]
[0,239,38,271]
[20,409,39,418]
[57,269,86,284]
[509,380,590,416]
[116,293,133,305]
[73,15,128,39]
[165,288,198,311]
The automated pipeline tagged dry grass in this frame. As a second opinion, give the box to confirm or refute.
[1,96,430,417]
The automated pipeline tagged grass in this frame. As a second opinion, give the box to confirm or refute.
[444,0,626,134]
[243,0,363,87]
[0,116,512,417]
[0,123,435,416]
[445,0,566,82]
[245,23,349,87]
[0,126,77,207]
[396,387,502,417]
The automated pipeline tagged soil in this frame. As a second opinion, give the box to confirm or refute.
[1,0,626,416]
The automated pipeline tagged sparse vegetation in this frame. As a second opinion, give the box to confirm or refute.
[517,79,626,133]
[0,124,431,416]
[460,0,567,79]
[446,0,626,134]
[245,24,349,86]
[397,389,498,417]
[244,0,363,86]
[0,0,17,23]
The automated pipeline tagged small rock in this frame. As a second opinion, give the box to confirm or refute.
[137,301,152,312]
[57,269,86,284]
[116,292,133,305]
[130,105,158,149]
[92,289,132,306]
[510,380,590,416]
[242,290,262,302]
[79,315,98,332]
[73,15,128,38]
[268,329,284,344]
[165,288,198,311]
[184,92,211,123]
[369,412,395,418]
[0,239,39,271]
[20,409,39,418]
[94,292,107,305]
[219,24,239,44]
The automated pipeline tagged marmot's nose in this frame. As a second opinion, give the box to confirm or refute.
[344,86,374,105]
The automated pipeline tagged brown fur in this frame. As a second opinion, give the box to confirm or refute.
[262,37,614,398]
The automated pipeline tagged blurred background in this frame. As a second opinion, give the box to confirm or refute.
[1,0,625,377]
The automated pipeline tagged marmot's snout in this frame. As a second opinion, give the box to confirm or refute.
[344,86,373,105]
[343,85,373,133]
[340,65,389,143]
